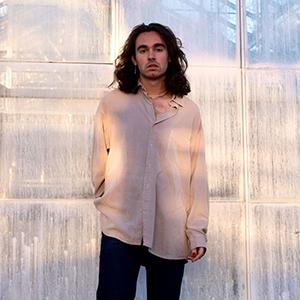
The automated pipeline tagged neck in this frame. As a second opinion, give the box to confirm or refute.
[139,76,166,96]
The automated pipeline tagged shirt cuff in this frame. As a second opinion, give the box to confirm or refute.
[188,233,208,251]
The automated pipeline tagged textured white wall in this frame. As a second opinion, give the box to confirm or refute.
[0,1,299,300]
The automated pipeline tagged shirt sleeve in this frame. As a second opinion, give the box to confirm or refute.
[91,100,109,198]
[186,109,209,251]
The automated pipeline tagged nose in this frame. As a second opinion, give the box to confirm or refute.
[148,49,155,60]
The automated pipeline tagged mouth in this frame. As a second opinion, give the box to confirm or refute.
[146,64,159,69]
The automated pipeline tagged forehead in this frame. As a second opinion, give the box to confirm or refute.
[135,31,165,48]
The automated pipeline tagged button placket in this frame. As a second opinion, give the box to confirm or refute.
[140,124,157,248]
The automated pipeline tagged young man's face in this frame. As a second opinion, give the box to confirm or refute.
[132,31,169,81]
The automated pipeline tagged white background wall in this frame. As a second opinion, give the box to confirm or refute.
[0,1,299,299]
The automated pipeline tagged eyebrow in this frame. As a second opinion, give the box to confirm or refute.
[136,43,166,51]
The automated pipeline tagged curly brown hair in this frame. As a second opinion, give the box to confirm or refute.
[111,23,190,97]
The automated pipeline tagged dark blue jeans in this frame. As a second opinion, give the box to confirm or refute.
[96,233,186,300]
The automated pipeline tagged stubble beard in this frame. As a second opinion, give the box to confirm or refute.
[140,70,166,81]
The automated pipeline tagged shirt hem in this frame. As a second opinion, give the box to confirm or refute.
[101,230,143,246]
[148,248,188,260]
[101,231,188,260]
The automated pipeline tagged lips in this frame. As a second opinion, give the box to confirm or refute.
[146,63,159,69]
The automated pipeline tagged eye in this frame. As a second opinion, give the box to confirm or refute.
[156,47,165,52]
[138,48,146,54]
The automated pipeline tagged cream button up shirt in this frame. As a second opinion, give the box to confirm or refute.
[92,88,209,259]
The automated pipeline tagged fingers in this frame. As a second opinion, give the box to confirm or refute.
[187,247,206,262]
[187,249,197,261]
[193,247,205,262]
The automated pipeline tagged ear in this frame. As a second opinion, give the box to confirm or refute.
[131,55,137,65]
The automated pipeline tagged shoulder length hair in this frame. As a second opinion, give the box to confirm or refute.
[111,23,191,97]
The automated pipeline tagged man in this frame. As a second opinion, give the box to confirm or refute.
[92,23,209,300]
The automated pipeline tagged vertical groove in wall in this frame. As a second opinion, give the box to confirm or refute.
[111,0,118,63]
[238,0,250,299]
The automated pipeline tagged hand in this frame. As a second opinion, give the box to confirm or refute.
[187,247,206,262]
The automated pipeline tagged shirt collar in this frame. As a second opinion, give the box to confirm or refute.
[137,82,185,107]
[171,97,184,107]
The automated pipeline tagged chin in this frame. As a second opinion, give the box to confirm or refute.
[143,72,164,80]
